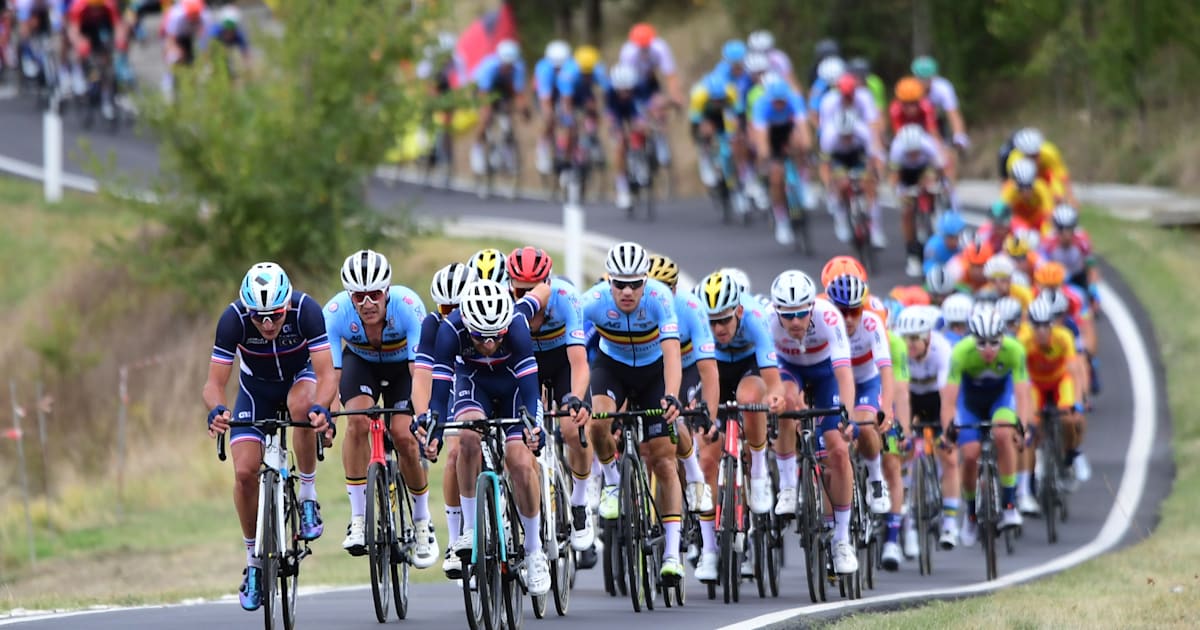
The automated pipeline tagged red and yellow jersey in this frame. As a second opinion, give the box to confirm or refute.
[1000,179,1054,231]
[1007,142,1070,188]
[1017,323,1075,387]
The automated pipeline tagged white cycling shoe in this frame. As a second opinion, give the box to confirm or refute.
[526,549,551,596]
[774,487,798,516]
[833,540,858,575]
[749,477,773,514]
[412,519,439,569]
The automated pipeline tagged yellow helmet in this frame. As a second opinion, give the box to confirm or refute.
[647,254,679,289]
[574,45,600,73]
[467,248,508,284]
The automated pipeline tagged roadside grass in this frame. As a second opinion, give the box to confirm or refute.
[827,209,1200,628]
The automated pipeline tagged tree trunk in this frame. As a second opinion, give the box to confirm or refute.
[586,0,602,45]
[1079,0,1095,121]
[555,0,573,39]
[911,0,933,57]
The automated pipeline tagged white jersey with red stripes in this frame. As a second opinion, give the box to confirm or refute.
[846,310,892,382]
[769,298,852,369]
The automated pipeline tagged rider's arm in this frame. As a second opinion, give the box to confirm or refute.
[507,317,543,421]
[204,306,241,411]
[940,340,966,431]
[427,318,460,424]
[409,313,442,416]
[823,304,856,411]
[298,295,336,408]
[697,357,720,419]
[561,285,590,401]
[867,316,893,420]
[1009,342,1032,425]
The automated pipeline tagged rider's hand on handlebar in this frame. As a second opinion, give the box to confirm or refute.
[766,393,786,415]
[524,426,545,453]
[207,405,231,438]
[662,395,682,422]
[566,395,592,426]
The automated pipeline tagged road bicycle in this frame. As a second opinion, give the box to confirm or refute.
[840,168,876,274]
[701,132,750,226]
[908,419,945,576]
[478,108,521,200]
[538,409,591,618]
[957,419,1019,581]
[624,128,658,222]
[783,157,813,256]
[1036,406,1071,544]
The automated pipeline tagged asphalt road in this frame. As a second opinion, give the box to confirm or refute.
[0,97,1173,629]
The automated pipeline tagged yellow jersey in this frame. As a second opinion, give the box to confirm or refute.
[688,82,739,133]
[1017,323,1075,387]
[985,282,1034,311]
[1007,142,1070,201]
[1000,179,1054,229]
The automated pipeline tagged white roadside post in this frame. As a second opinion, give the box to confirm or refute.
[563,201,585,288]
[43,100,63,203]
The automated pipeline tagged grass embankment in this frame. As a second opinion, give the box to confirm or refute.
[827,210,1200,628]
[0,175,552,612]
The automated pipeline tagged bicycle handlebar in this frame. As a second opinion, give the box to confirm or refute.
[439,406,542,456]
[328,405,412,419]
[217,417,327,462]
[546,408,589,449]
[776,407,845,421]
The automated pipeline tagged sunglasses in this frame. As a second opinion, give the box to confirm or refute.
[251,308,287,324]
[903,334,926,343]
[612,278,646,291]
[351,290,385,306]
[1032,322,1053,329]
[709,313,737,326]
[777,309,812,321]
[975,337,1003,349]
[838,306,864,318]
[470,329,507,343]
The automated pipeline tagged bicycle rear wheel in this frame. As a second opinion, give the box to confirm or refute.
[718,457,740,604]
[474,475,503,630]
[366,462,392,622]
[914,456,933,575]
[980,466,999,581]
[620,455,645,612]
[1039,422,1061,544]
[390,462,411,619]
[260,473,279,630]
[502,486,525,630]
[550,467,573,616]
[801,460,822,604]
[279,477,300,630]
[752,514,767,599]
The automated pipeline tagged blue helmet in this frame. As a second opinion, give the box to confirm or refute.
[722,39,747,64]
[703,73,728,98]
[240,262,293,312]
[938,211,966,237]
[825,274,867,309]
[764,78,791,102]
[883,297,905,324]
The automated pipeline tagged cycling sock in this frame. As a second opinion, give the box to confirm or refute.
[445,506,463,542]
[680,447,704,484]
[411,485,430,522]
[244,537,261,568]
[886,513,903,543]
[1015,471,1031,498]
[662,515,681,561]
[570,469,590,506]
[943,497,959,520]
[963,490,977,518]
[519,512,542,555]
[776,453,797,490]
[772,205,788,223]
[460,496,477,534]
[615,174,629,191]
[1000,474,1017,508]
[591,456,602,479]
[749,443,767,478]
[833,504,851,544]
[1066,448,1080,466]
[866,454,884,483]
[298,470,317,503]
[346,477,367,518]
[601,457,621,485]
[699,514,717,553]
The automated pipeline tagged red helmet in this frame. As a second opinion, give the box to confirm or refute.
[629,23,656,47]
[837,73,858,97]
[183,0,205,19]
[507,246,553,283]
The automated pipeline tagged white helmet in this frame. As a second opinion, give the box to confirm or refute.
[896,124,926,153]
[218,5,240,25]
[1039,287,1070,316]
[1014,127,1044,155]
[340,249,391,293]
[995,296,1023,324]
[770,270,817,309]
[893,305,940,337]
[431,263,476,307]
[747,30,774,52]
[496,39,521,65]
[1028,296,1056,324]
[744,52,769,74]
[817,56,846,84]
[240,262,293,312]
[605,241,650,279]
[1052,204,1079,229]
[925,264,955,296]
[467,248,508,284]
[719,267,751,293]
[983,254,1016,280]
[941,293,974,324]
[968,305,1006,339]
[1010,157,1037,187]
[699,271,742,316]
[460,280,515,336]
[545,40,571,68]
[610,64,637,90]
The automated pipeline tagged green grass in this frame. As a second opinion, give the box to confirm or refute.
[827,209,1200,629]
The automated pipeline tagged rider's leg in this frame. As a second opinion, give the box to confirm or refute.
[504,437,543,555]
[341,394,374,525]
[287,379,320,505]
[442,434,462,541]
[995,421,1020,512]
[698,438,721,559]
[472,103,494,174]
[823,427,855,545]
[389,414,430,520]
[938,440,961,532]
[647,435,684,561]
[455,415,485,536]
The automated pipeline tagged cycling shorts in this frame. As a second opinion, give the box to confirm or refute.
[451,370,533,442]
[853,375,882,414]
[955,381,1017,446]
[1031,374,1075,411]
[898,164,929,188]
[717,355,760,403]
[680,362,702,405]
[830,148,866,173]
[768,122,795,160]
[590,352,670,442]
[231,368,317,447]
[694,103,735,137]
[338,353,412,409]
[536,345,579,409]
[778,357,843,434]
[909,390,942,436]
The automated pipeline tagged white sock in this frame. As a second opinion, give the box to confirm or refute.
[520,512,542,555]
[750,447,767,479]
[1016,471,1031,499]
[663,517,681,561]
[460,496,477,534]
[412,488,431,522]
[571,472,590,506]
[591,457,602,478]
[866,454,884,483]
[602,459,621,485]
[681,444,704,484]
[298,469,317,502]
[347,481,366,518]
[244,537,260,568]
[699,517,717,553]
[445,506,462,542]
[833,505,851,544]
[777,454,797,490]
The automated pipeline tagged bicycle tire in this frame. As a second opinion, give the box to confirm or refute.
[260,472,279,630]
[366,462,391,622]
[279,477,300,630]
[914,456,933,575]
[502,485,524,630]
[531,464,552,620]
[390,461,411,620]
[550,467,572,616]
[619,455,645,612]
[980,464,999,581]
[474,475,503,630]
[801,460,822,604]
[752,514,767,598]
[1040,419,1060,544]
[718,456,740,604]
[601,520,619,596]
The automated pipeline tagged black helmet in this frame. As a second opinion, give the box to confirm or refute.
[848,56,870,79]
[814,38,840,60]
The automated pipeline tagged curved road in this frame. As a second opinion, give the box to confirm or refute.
[0,99,1173,628]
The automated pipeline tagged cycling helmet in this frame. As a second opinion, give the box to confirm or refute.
[574,45,600,72]
[340,249,392,293]
[894,305,940,337]
[610,64,637,90]
[896,124,926,153]
[820,255,868,287]
[240,262,292,312]
[968,305,1005,339]
[890,285,931,307]
[1013,127,1045,156]
[1039,287,1070,316]
[814,38,839,59]
[748,30,775,52]
[629,23,656,47]
[1028,296,1056,324]
[703,73,728,98]
[648,254,680,289]
[983,254,1016,280]
[938,211,966,237]
[496,40,521,65]
[882,296,904,326]
[1052,204,1079,230]
[974,286,1001,306]
[545,40,571,68]
[468,248,508,284]
[460,280,515,336]
[996,296,1022,325]
[764,76,791,101]
[990,200,1013,223]
[700,272,742,316]
[1004,229,1039,257]
[848,57,871,80]
[431,263,476,306]
[817,56,846,84]
[895,76,925,102]
[1033,261,1067,288]
[835,110,859,136]
[1010,158,1037,187]
[722,40,747,64]
[941,293,974,324]
[771,270,817,309]
[507,246,553,284]
[836,73,858,97]
[219,5,240,27]
[605,241,650,278]
[182,0,204,19]
[911,55,938,79]
[745,52,769,74]
[715,267,750,293]
[925,264,956,295]
[962,239,994,267]
[825,274,868,309]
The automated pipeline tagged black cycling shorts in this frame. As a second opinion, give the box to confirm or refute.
[590,352,669,441]
[899,165,928,187]
[768,122,794,160]
[338,352,412,409]
[831,149,866,172]
[910,390,942,435]
[536,345,582,409]
[716,355,760,404]
[680,362,702,405]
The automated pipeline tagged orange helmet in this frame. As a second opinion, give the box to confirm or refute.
[183,0,205,18]
[820,255,868,287]
[961,240,994,267]
[629,23,656,47]
[889,285,931,307]
[1033,261,1067,288]
[894,76,925,103]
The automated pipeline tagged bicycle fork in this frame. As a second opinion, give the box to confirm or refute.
[254,440,288,560]
[716,423,745,550]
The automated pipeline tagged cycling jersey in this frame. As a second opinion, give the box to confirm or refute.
[556,63,608,106]
[750,88,806,128]
[888,135,944,172]
[513,277,586,353]
[906,331,951,395]
[806,78,831,113]
[580,279,679,367]
[888,98,938,136]
[819,121,876,165]
[534,57,576,102]
[1039,231,1095,277]
[68,0,118,48]
[674,292,716,369]
[769,299,852,433]
[923,234,961,275]
[16,0,57,30]
[761,48,794,78]
[710,60,754,103]
[162,2,211,39]
[925,77,960,114]
[947,336,1028,442]
[1000,180,1054,231]
[817,88,879,130]
[888,331,910,384]
[211,292,330,382]
[604,88,645,125]
[688,79,741,126]
[845,311,891,384]
[206,22,249,53]
[1017,323,1075,387]
[714,293,777,367]
[323,286,425,368]
[617,38,677,89]
[1005,142,1070,189]
[472,53,527,95]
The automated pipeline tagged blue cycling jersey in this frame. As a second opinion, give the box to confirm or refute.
[711,61,752,110]
[513,277,587,352]
[557,63,609,104]
[205,24,248,52]
[429,310,540,426]
[534,57,575,101]
[714,293,778,368]
[580,279,679,367]
[674,292,716,368]
[604,87,645,122]
[751,88,806,127]
[807,78,831,113]
[923,235,961,274]
[211,292,330,382]
[473,54,527,93]
[323,286,426,369]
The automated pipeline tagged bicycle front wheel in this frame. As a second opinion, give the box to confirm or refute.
[260,472,279,630]
[980,465,999,581]
[390,461,411,619]
[801,459,823,603]
[1039,422,1061,545]
[366,462,392,622]
[473,475,503,630]
[620,455,646,612]
[279,477,300,630]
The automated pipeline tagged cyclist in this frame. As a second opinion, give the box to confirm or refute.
[469,39,528,178]
[750,73,811,246]
[1033,261,1099,398]
[941,306,1031,545]
[66,0,126,117]
[820,109,885,247]
[808,37,839,86]
[208,5,249,62]
[894,304,961,550]
[411,262,476,577]
[419,279,551,596]
[848,56,886,112]
[923,210,966,275]
[159,0,208,97]
[618,22,684,116]
[690,71,741,191]
[324,251,438,567]
[1024,296,1091,489]
[925,264,958,305]
[467,247,509,286]
[556,44,608,170]
[946,238,994,293]
[882,302,913,568]
[1040,204,1102,311]
[506,246,596,552]
[938,292,974,344]
[818,72,882,148]
[581,241,687,584]
[807,55,844,128]
[416,32,465,173]
[203,262,336,612]
[747,29,799,91]
[1005,127,1079,206]
[1004,229,1043,281]
[604,63,649,212]
[888,76,940,139]
[1002,157,1055,235]
[976,201,1014,254]
[14,0,59,86]
[911,55,969,179]
[983,254,1033,311]
[534,40,573,176]
[889,123,950,277]
[767,270,860,575]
